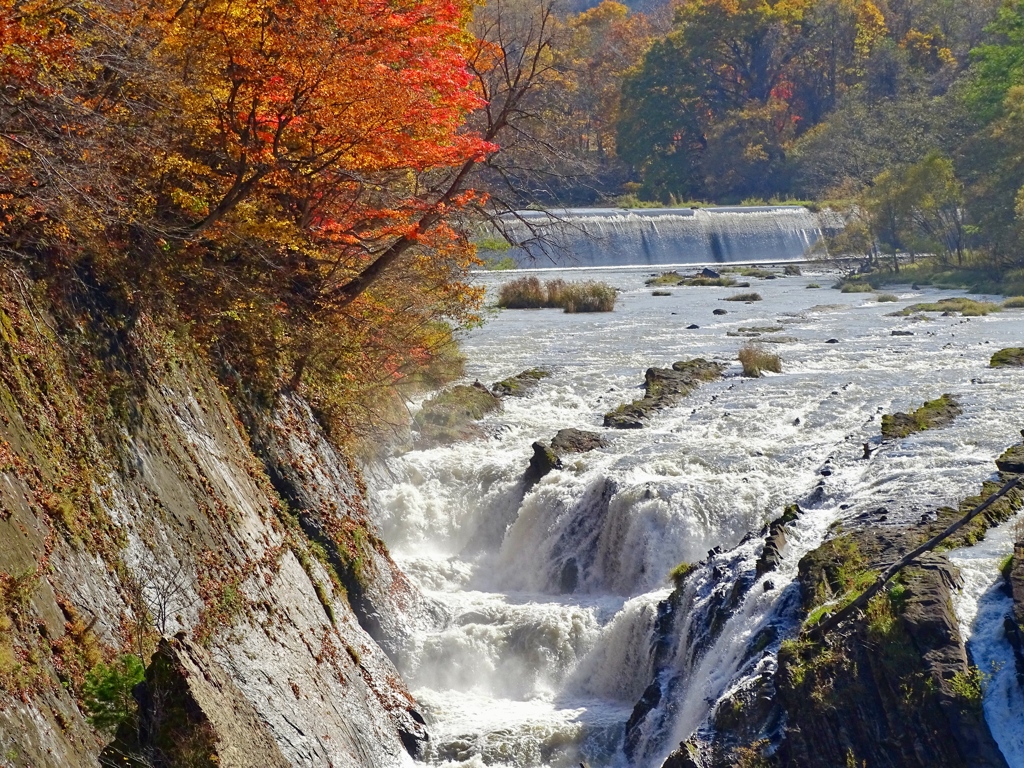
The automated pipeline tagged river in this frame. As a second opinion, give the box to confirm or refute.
[373,265,1024,767]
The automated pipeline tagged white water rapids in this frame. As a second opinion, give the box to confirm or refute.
[372,266,1024,767]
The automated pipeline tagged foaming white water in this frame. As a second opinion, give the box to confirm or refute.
[371,267,1024,767]
[949,515,1024,765]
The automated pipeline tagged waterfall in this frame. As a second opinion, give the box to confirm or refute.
[500,206,842,268]
[372,267,1024,768]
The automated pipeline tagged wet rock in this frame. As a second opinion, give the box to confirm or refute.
[686,323,700,329]
[774,539,1009,768]
[491,368,550,397]
[756,504,800,576]
[825,338,839,344]
[892,330,915,336]
[653,290,672,297]
[520,429,607,491]
[414,382,502,447]
[625,682,664,758]
[713,308,728,315]
[661,740,701,768]
[990,348,1024,368]
[996,443,1024,473]
[604,359,726,429]
[559,558,579,593]
[524,441,562,487]
[881,394,961,440]
[551,428,606,454]
[701,267,721,278]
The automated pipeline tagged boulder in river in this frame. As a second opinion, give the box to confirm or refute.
[524,441,562,487]
[414,382,501,447]
[551,428,607,454]
[491,368,550,397]
[604,359,725,429]
[881,393,961,440]
[991,347,1024,367]
[523,428,607,488]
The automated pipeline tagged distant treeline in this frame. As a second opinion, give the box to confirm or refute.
[540,0,1023,267]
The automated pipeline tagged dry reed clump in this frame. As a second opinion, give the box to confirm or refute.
[561,281,617,312]
[738,343,782,377]
[1002,296,1024,308]
[497,277,616,312]
[724,292,762,302]
[876,293,899,302]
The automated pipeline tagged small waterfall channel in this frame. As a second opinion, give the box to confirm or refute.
[371,266,1024,767]
[499,207,842,268]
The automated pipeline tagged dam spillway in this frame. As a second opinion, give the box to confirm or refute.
[501,206,841,268]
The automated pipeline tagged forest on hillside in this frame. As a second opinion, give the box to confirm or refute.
[1,0,1023,438]
[525,0,1024,273]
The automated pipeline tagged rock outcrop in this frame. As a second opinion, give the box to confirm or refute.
[604,359,725,429]
[102,634,291,768]
[413,381,502,447]
[0,268,424,767]
[523,428,607,489]
[881,393,962,439]
[990,347,1024,367]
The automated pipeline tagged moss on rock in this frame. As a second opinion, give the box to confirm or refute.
[990,347,1024,368]
[881,394,961,439]
[413,383,501,447]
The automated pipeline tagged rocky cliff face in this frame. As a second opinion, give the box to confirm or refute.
[0,268,425,767]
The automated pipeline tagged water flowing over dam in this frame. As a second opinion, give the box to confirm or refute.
[500,206,841,268]
[373,267,1024,768]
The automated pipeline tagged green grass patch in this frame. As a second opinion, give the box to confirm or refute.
[806,283,821,289]
[669,561,697,587]
[876,293,899,302]
[1003,297,1024,308]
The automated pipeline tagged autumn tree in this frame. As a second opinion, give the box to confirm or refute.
[560,1,652,158]
[617,0,813,201]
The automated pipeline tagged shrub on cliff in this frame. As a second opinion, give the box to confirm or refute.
[82,655,146,733]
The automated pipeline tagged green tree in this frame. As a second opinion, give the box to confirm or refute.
[901,153,969,264]
[82,655,146,733]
